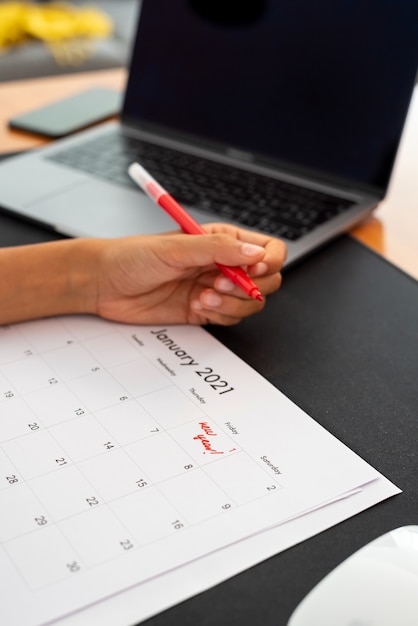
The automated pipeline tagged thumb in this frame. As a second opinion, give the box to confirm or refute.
[162,233,266,270]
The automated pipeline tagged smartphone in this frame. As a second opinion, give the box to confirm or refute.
[8,87,123,138]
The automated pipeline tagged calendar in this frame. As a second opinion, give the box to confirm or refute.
[0,316,398,626]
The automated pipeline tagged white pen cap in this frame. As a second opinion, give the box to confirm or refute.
[128,162,165,201]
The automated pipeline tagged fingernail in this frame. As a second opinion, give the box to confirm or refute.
[216,276,235,292]
[202,292,222,307]
[251,261,268,277]
[241,243,264,257]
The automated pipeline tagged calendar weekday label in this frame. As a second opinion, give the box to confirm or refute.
[0,316,395,626]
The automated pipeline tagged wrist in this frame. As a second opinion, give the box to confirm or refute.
[66,238,103,316]
[0,239,102,324]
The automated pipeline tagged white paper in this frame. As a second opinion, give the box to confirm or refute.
[0,316,400,626]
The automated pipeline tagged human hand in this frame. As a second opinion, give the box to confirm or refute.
[93,224,287,326]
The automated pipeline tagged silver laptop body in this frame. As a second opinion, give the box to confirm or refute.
[0,0,417,268]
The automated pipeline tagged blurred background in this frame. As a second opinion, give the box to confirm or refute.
[0,0,141,81]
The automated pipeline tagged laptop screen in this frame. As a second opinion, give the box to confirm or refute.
[124,0,418,193]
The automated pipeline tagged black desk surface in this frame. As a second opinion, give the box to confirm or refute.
[1,210,417,626]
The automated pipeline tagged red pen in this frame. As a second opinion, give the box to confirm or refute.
[128,162,263,301]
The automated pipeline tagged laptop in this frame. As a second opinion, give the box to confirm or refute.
[0,0,417,267]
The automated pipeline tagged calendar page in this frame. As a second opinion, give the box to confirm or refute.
[0,316,398,626]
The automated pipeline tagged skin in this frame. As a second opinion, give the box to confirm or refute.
[0,223,287,326]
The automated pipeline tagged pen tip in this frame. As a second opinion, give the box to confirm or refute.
[254,290,263,302]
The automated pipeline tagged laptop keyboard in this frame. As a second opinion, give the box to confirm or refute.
[47,133,353,241]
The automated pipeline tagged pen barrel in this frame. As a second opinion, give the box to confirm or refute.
[159,194,205,235]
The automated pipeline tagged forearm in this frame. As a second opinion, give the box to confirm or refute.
[0,239,100,324]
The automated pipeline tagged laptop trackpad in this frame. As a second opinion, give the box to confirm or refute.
[27,180,177,238]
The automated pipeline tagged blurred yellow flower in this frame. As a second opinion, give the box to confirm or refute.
[0,2,113,49]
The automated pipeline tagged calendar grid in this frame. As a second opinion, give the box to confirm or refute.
[1,318,283,594]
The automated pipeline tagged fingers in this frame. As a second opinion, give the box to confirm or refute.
[191,290,265,326]
[214,267,282,298]
[196,223,287,276]
[160,225,286,273]
[164,226,285,325]
[159,233,263,272]
[203,223,287,261]
[248,236,287,277]
[190,267,282,325]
